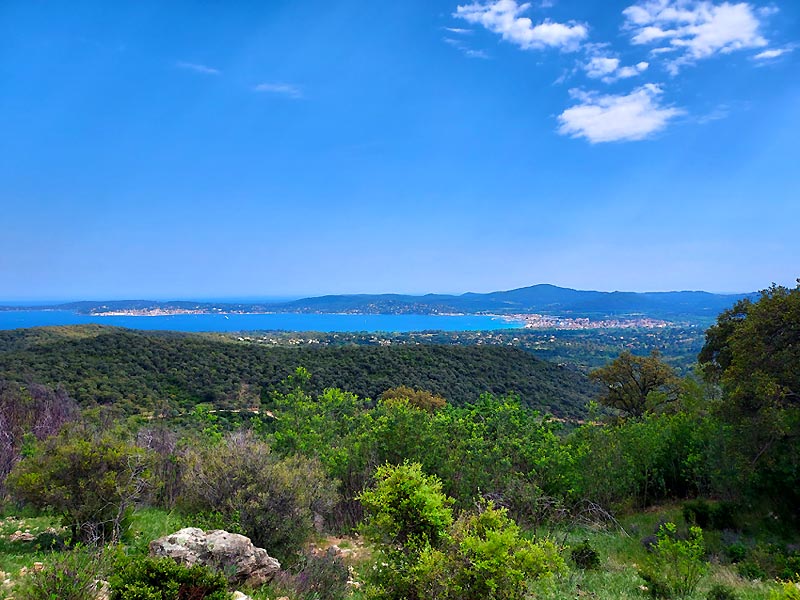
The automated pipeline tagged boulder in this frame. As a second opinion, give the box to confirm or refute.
[149,528,281,586]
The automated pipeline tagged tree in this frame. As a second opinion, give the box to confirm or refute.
[379,386,447,412]
[0,381,78,493]
[699,281,800,410]
[698,281,800,514]
[590,350,680,418]
[7,429,153,544]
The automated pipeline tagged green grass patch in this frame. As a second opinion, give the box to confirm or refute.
[0,512,65,574]
[124,507,188,555]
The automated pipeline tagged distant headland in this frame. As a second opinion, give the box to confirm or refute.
[0,284,754,325]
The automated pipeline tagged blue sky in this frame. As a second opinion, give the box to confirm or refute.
[1,0,798,300]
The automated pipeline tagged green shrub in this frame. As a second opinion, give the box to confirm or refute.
[428,502,566,600]
[359,461,453,554]
[638,522,708,599]
[359,462,454,600]
[770,582,800,600]
[682,500,736,530]
[570,539,601,570]
[272,549,351,600]
[361,467,564,600]
[725,541,748,563]
[7,430,153,544]
[683,500,713,528]
[15,548,104,600]
[179,432,338,563]
[737,561,766,580]
[108,555,229,600]
[706,583,738,600]
[734,543,799,581]
[783,557,800,582]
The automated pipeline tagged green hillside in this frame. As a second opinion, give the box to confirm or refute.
[0,325,595,417]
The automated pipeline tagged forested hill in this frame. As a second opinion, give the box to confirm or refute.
[270,284,750,319]
[0,326,595,418]
[2,284,752,320]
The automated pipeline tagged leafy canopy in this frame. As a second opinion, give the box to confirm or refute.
[590,350,680,418]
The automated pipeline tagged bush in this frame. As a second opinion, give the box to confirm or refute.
[108,555,229,600]
[706,583,738,600]
[771,582,800,600]
[638,522,708,599]
[272,549,351,600]
[359,462,454,600]
[427,502,566,600]
[571,539,601,570]
[737,561,766,580]
[16,549,104,600]
[725,541,748,563]
[7,430,153,544]
[179,432,338,562]
[782,552,800,581]
[683,500,736,530]
[360,466,564,600]
[379,386,447,412]
[734,543,800,581]
[359,461,453,554]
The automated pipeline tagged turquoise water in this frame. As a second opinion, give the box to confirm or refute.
[0,310,523,333]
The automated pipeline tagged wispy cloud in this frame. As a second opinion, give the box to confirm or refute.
[622,1,770,73]
[444,37,490,59]
[253,82,304,99]
[176,61,220,75]
[558,84,684,143]
[584,55,649,82]
[695,103,731,123]
[753,46,794,60]
[454,0,588,52]
[444,27,473,34]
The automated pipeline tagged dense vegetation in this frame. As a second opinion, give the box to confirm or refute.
[0,281,797,600]
[228,325,707,374]
[0,327,594,417]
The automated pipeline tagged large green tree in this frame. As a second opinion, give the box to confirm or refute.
[698,281,800,515]
[589,350,680,418]
[700,282,800,409]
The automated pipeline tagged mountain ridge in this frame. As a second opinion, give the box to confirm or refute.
[0,284,754,321]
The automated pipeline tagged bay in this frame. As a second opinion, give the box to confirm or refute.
[0,310,523,333]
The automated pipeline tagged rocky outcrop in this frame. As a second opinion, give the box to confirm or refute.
[149,528,281,586]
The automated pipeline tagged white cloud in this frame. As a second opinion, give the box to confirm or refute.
[623,1,770,71]
[617,61,650,78]
[254,82,303,98]
[465,48,491,58]
[585,56,620,78]
[444,37,490,58]
[557,84,684,143]
[176,61,220,75]
[754,47,792,60]
[444,27,473,34]
[584,56,649,82]
[455,0,588,51]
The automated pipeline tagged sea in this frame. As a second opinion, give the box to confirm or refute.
[0,310,524,333]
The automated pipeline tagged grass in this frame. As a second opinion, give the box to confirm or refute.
[540,506,783,600]
[0,510,64,575]
[0,504,788,600]
[124,507,188,556]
